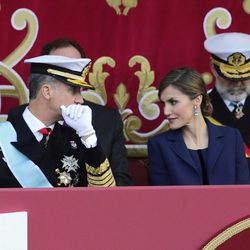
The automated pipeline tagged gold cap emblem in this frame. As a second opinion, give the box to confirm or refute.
[228,53,246,66]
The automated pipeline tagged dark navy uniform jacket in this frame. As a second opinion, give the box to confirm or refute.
[7,101,133,186]
[209,88,250,150]
[0,109,107,188]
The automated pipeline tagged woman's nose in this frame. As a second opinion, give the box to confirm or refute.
[163,105,171,116]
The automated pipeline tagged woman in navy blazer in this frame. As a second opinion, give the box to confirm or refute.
[148,68,249,185]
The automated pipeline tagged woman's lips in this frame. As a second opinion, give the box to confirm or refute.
[167,117,177,122]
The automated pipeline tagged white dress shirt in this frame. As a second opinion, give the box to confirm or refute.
[22,107,55,142]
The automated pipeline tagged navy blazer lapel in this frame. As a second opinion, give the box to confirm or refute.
[206,120,225,173]
[168,130,199,173]
[10,114,45,163]
[8,107,68,166]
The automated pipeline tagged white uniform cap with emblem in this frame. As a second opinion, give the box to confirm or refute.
[24,55,94,89]
[204,32,250,81]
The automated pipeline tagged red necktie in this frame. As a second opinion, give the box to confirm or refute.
[39,128,52,148]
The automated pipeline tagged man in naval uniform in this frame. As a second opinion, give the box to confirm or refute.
[8,39,133,186]
[0,55,116,188]
[204,32,250,161]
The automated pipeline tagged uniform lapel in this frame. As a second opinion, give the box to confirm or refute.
[206,120,225,174]
[242,95,250,114]
[47,123,68,159]
[210,88,250,149]
[168,129,199,174]
[209,88,234,123]
[10,114,44,163]
[9,109,65,160]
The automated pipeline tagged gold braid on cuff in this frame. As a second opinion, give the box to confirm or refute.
[86,158,116,187]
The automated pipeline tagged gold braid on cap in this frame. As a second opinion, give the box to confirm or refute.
[47,69,86,81]
[212,52,250,79]
[46,63,92,88]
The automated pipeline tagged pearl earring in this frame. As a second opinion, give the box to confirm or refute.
[194,105,198,116]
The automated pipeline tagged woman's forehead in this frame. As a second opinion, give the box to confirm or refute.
[161,85,184,96]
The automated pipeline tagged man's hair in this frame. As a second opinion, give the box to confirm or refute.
[41,39,86,58]
[28,73,60,100]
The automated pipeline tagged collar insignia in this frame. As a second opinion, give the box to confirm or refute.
[70,141,78,149]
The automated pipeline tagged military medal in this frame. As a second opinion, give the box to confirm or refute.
[55,156,80,186]
[234,103,244,119]
[70,140,77,149]
[61,155,80,172]
[55,169,72,186]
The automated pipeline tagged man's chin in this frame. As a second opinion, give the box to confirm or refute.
[217,87,248,101]
[227,92,248,102]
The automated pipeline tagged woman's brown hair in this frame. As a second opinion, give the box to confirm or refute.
[158,67,213,116]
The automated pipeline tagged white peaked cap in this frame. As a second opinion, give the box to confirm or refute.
[24,55,94,89]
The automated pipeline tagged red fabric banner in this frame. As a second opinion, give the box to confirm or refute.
[1,0,250,156]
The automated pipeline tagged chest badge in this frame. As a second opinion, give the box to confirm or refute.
[55,169,72,186]
[61,155,80,172]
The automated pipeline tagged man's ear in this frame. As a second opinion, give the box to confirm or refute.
[41,84,53,100]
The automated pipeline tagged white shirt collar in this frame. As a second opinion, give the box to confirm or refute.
[223,99,246,112]
[22,106,55,141]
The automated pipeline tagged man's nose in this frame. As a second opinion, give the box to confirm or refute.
[74,93,84,104]
[234,81,244,87]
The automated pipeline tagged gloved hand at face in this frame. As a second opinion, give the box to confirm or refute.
[60,104,95,137]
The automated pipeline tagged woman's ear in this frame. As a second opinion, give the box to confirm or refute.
[41,84,52,100]
[194,94,203,106]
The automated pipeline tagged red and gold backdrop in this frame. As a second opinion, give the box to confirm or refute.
[1,0,250,157]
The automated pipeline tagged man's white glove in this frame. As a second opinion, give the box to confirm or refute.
[60,104,95,137]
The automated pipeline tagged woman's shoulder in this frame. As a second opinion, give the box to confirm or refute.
[206,118,240,136]
[148,129,178,143]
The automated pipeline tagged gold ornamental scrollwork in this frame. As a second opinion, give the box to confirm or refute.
[243,0,250,14]
[106,0,138,16]
[114,83,130,112]
[0,63,28,103]
[124,115,168,144]
[202,72,213,86]
[0,8,38,121]
[128,55,168,122]
[202,217,250,249]
[129,55,161,120]
[124,116,169,157]
[122,55,169,156]
[85,56,115,105]
[203,7,232,38]
[3,8,38,67]
[129,56,155,102]
[123,0,138,15]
